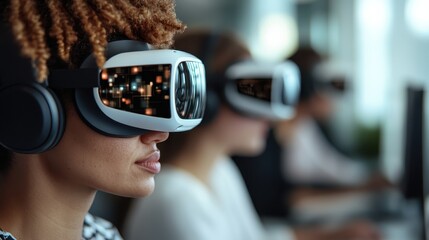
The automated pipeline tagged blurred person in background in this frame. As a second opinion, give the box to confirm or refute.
[123,29,381,240]
[277,47,373,187]
[233,47,392,226]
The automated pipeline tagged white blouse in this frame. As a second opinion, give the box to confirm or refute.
[124,157,293,240]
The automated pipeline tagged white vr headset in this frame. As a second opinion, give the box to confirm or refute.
[224,60,300,120]
[94,49,205,132]
[50,40,206,137]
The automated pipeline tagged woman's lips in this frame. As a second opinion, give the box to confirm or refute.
[135,151,161,174]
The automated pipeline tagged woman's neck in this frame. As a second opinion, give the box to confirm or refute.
[0,154,96,240]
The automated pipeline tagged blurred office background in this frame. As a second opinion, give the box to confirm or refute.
[175,0,429,238]
[176,0,429,185]
[91,0,429,238]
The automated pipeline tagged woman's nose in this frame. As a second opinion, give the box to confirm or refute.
[140,131,169,144]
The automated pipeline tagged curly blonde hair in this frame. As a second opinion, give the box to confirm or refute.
[4,0,185,82]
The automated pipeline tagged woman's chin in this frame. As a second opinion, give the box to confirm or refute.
[132,182,156,198]
[108,179,155,198]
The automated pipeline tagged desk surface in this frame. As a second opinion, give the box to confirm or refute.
[287,188,423,240]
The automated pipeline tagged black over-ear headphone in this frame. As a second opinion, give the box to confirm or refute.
[0,24,65,154]
[0,24,151,153]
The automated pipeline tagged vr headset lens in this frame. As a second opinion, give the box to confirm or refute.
[176,61,205,119]
[235,78,272,102]
[99,64,172,118]
[99,61,205,120]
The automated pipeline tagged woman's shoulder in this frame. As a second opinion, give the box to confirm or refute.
[83,213,123,240]
[0,229,16,240]
[0,214,122,240]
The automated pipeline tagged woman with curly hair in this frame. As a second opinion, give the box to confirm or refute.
[0,0,186,239]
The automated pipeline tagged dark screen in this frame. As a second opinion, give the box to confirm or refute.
[99,64,172,118]
[401,85,425,239]
[236,78,272,102]
[402,86,424,199]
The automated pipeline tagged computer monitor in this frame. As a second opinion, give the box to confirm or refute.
[401,85,424,200]
[401,85,425,239]
[423,84,429,240]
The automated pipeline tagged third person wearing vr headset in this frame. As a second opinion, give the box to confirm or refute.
[123,29,381,240]
[0,1,206,240]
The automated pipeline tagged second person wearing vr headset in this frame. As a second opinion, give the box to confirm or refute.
[0,1,206,240]
[123,29,382,240]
